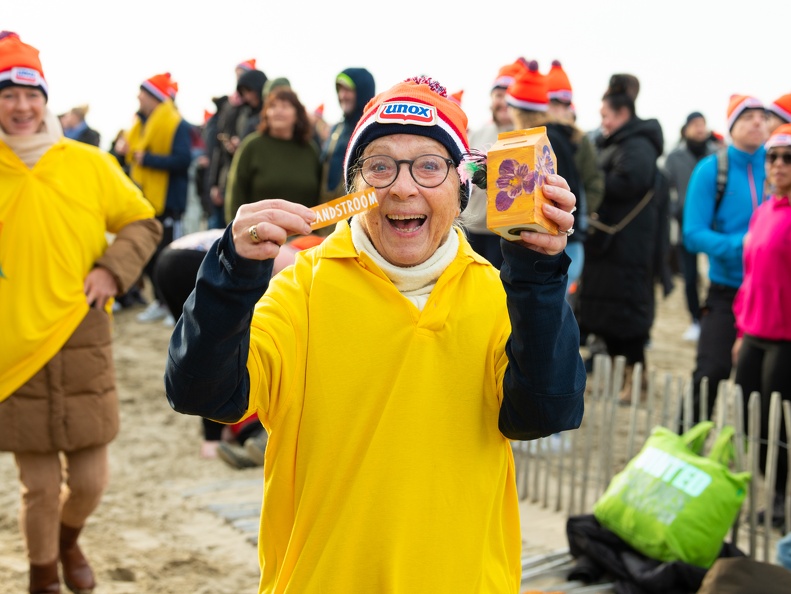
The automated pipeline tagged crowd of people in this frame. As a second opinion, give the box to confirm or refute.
[2,27,790,594]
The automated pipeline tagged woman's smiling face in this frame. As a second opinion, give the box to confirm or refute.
[0,86,45,136]
[355,134,460,267]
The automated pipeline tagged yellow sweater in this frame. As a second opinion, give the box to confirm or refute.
[0,139,156,401]
[246,222,522,593]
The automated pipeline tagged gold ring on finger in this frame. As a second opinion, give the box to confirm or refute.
[248,225,261,244]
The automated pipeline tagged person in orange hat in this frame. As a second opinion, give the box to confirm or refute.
[542,59,604,299]
[0,31,162,594]
[505,59,589,300]
[767,92,791,133]
[465,59,520,268]
[732,122,791,528]
[165,75,584,593]
[683,94,769,422]
[113,72,194,326]
[309,102,330,145]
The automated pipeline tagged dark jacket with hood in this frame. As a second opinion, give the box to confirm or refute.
[319,68,376,202]
[578,116,664,339]
[208,69,268,203]
[236,69,268,138]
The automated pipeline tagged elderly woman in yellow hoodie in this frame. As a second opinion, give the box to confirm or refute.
[0,32,162,594]
[166,75,585,593]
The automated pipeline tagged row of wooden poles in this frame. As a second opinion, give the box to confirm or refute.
[512,353,791,563]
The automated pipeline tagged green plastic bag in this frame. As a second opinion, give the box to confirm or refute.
[592,421,751,568]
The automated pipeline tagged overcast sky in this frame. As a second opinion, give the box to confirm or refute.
[6,0,788,153]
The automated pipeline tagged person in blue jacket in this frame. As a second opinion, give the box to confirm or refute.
[683,94,768,421]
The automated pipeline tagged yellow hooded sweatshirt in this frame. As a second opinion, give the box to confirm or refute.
[245,222,522,593]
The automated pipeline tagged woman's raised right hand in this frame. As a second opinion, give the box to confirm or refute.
[231,199,316,261]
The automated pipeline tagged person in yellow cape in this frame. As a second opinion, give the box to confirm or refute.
[113,71,194,325]
[165,75,586,593]
[0,31,162,594]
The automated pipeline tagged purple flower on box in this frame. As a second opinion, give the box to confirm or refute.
[495,159,535,211]
[535,145,555,186]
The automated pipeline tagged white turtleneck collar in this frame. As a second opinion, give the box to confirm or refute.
[0,107,63,168]
[350,216,459,311]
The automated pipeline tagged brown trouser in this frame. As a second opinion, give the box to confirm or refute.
[13,444,108,564]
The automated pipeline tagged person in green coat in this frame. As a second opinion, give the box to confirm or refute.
[225,87,321,223]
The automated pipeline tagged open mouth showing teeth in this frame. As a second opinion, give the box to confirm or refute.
[386,214,426,232]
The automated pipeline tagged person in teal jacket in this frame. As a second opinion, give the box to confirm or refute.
[682,94,768,421]
[165,76,585,593]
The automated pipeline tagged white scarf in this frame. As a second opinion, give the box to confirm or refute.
[350,216,459,311]
[0,108,62,168]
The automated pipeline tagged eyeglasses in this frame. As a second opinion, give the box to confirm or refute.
[766,151,791,165]
[359,154,454,189]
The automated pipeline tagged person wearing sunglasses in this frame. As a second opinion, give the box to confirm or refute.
[733,123,791,529]
[165,76,585,593]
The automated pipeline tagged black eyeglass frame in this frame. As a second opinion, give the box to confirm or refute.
[358,154,455,189]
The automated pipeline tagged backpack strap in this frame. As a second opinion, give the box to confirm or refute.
[714,146,728,213]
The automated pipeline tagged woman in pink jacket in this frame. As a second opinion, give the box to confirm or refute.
[733,122,791,529]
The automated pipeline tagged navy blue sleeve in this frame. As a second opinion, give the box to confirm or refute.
[498,239,586,440]
[143,120,193,173]
[164,225,274,423]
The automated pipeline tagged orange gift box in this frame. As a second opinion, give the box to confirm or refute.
[486,126,559,240]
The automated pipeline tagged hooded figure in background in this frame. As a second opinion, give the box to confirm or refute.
[318,67,376,204]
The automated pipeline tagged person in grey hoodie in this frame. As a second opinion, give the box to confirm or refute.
[662,112,721,342]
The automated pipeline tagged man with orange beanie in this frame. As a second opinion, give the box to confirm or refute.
[465,59,521,268]
[114,72,193,324]
[767,92,791,133]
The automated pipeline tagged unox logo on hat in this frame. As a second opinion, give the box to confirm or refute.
[376,101,437,127]
[10,66,41,86]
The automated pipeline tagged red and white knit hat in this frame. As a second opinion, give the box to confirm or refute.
[505,59,548,112]
[768,93,791,124]
[343,76,470,205]
[140,72,179,102]
[726,94,764,132]
[546,60,572,104]
[0,31,48,100]
[492,60,522,92]
[236,59,257,72]
[765,123,791,150]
